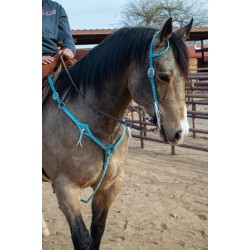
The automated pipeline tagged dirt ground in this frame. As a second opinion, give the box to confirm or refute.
[43,119,208,250]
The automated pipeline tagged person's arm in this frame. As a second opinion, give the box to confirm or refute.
[58,6,76,58]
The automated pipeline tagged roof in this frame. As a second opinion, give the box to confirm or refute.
[187,27,208,41]
[72,29,116,45]
[74,45,208,61]
[72,27,208,45]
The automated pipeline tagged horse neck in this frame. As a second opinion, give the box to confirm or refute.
[78,79,132,142]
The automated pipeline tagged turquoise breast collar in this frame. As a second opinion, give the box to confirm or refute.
[47,76,126,203]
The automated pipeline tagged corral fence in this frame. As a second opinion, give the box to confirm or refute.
[124,68,208,155]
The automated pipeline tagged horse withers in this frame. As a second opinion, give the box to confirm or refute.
[43,18,193,249]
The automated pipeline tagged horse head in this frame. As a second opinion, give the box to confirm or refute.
[129,18,193,145]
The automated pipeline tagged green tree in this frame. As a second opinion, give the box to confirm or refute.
[119,0,208,27]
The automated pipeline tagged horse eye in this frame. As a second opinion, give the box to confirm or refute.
[158,73,170,82]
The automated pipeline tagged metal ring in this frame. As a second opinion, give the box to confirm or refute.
[58,102,65,109]
[53,92,59,100]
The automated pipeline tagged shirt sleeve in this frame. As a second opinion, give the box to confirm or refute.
[58,5,76,55]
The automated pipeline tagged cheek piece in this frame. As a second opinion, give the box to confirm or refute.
[147,31,170,129]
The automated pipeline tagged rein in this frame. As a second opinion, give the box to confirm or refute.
[60,55,134,129]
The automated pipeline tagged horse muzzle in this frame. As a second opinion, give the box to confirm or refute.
[150,113,189,145]
[160,125,181,145]
[160,119,189,145]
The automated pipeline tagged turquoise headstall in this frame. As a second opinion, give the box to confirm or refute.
[148,31,170,129]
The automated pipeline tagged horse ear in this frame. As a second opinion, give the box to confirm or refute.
[175,18,193,41]
[159,18,173,44]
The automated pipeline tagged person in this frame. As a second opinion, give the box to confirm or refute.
[42,0,76,65]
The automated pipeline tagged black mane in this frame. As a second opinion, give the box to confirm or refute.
[57,27,189,102]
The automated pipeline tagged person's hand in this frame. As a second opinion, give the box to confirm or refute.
[42,55,54,65]
[61,48,74,59]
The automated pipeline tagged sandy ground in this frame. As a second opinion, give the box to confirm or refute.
[43,126,208,250]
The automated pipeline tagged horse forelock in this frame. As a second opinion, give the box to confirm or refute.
[57,27,189,103]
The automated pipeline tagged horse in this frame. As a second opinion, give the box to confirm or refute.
[42,17,193,250]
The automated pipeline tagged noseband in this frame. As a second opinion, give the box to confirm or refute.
[148,31,170,128]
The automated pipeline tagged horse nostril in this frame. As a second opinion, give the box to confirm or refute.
[150,115,157,125]
[175,131,182,141]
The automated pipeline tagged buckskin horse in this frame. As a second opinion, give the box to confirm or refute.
[43,18,193,250]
